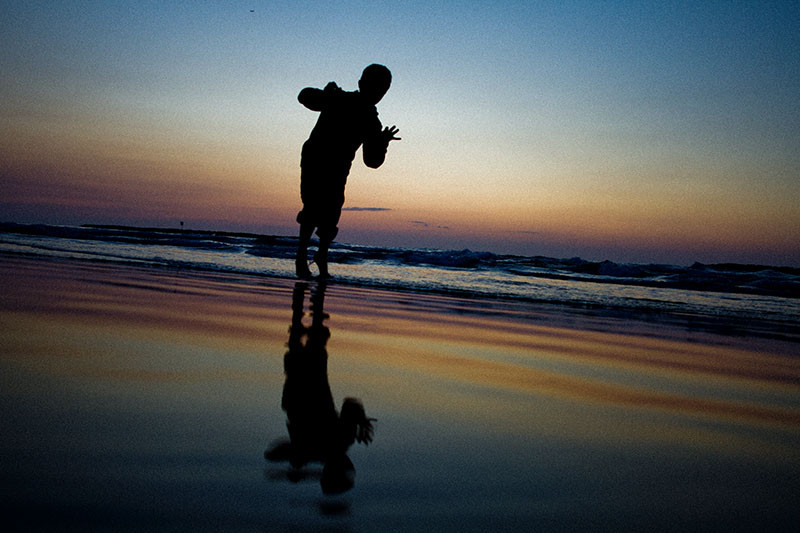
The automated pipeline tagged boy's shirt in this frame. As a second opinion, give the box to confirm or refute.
[299,85,389,177]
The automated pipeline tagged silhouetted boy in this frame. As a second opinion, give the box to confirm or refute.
[295,64,400,279]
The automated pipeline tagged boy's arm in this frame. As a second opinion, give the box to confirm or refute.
[298,82,341,111]
[363,125,400,169]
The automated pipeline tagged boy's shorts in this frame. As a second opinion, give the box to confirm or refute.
[296,204,340,242]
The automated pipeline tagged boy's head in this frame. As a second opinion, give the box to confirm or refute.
[358,64,392,104]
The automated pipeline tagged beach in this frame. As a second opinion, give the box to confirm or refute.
[1,254,799,531]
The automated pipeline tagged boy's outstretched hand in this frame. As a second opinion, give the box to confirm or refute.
[382,125,401,142]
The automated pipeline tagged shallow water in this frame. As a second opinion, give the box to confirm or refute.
[2,223,798,335]
[1,257,799,531]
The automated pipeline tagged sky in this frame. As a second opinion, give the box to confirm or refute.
[2,0,799,266]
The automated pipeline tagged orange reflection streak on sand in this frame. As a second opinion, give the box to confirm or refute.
[335,329,800,427]
[2,260,286,346]
[2,257,799,432]
[324,289,800,429]
[0,261,294,392]
[329,289,799,383]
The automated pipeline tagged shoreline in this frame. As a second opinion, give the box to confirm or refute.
[3,250,798,351]
[3,222,799,306]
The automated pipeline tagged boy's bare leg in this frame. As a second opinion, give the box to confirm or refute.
[296,224,313,279]
[315,238,331,279]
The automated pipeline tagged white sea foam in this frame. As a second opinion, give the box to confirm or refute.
[1,222,798,339]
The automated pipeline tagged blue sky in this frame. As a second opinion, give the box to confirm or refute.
[2,1,799,265]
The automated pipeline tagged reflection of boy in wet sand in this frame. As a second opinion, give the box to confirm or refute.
[295,64,400,279]
[265,282,375,494]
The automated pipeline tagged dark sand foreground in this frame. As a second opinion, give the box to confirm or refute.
[1,255,799,531]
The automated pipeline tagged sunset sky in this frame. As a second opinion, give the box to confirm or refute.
[2,1,799,266]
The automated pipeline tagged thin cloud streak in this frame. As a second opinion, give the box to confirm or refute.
[409,220,449,230]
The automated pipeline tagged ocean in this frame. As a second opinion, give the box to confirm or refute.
[1,221,798,341]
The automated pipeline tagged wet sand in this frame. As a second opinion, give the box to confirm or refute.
[1,255,799,531]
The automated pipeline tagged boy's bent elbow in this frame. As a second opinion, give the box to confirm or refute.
[363,152,386,168]
[363,138,389,168]
[298,88,323,110]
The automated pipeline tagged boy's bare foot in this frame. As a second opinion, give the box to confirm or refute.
[296,260,313,279]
